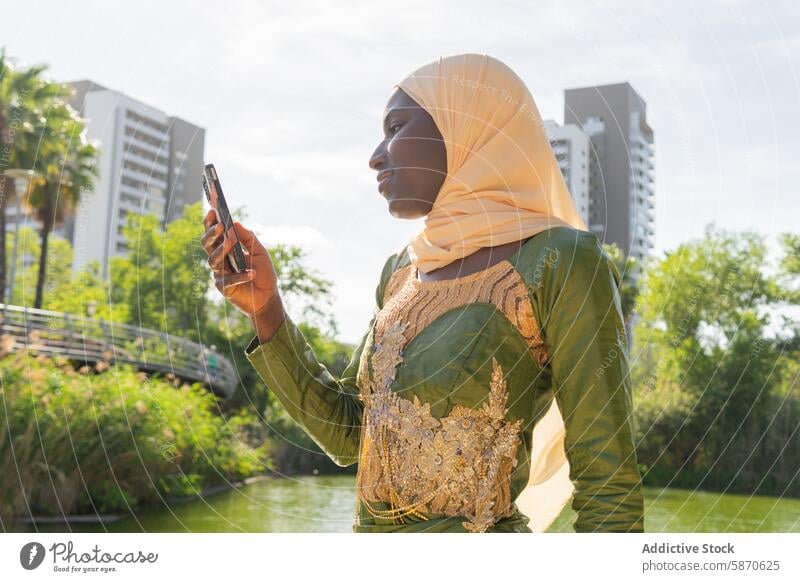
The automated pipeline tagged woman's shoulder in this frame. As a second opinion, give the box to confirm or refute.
[516,225,604,259]
[393,244,413,270]
[375,227,617,303]
[382,244,414,282]
[379,229,610,285]
[511,226,620,290]
[373,244,414,308]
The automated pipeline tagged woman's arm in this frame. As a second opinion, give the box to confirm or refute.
[243,253,397,467]
[537,232,645,532]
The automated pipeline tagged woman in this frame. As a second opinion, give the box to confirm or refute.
[201,53,645,533]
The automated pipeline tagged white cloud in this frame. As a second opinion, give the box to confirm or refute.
[249,223,331,250]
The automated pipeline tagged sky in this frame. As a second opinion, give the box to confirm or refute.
[3,0,798,344]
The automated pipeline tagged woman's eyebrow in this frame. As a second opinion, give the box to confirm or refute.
[383,107,412,131]
[382,108,399,132]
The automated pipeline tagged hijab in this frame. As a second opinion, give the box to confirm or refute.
[393,53,588,532]
[394,52,588,274]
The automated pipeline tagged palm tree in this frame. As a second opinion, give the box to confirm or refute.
[27,98,98,308]
[0,48,70,301]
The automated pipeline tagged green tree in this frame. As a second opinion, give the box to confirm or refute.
[204,238,347,412]
[4,225,124,320]
[268,244,340,337]
[4,226,70,307]
[632,224,795,495]
[780,233,800,275]
[777,233,800,305]
[110,202,211,341]
[603,242,640,326]
[205,246,354,473]
[107,198,356,471]
[0,48,69,301]
[26,97,98,309]
[47,260,127,321]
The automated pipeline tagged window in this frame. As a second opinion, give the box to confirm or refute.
[125,109,168,134]
[123,159,167,182]
[124,140,168,166]
[121,175,144,189]
[124,125,168,149]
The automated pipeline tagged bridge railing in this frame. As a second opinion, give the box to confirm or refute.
[0,303,238,398]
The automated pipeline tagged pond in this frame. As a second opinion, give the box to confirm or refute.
[11,475,800,533]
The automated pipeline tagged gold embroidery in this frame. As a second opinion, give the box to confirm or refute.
[355,262,539,532]
[380,262,548,367]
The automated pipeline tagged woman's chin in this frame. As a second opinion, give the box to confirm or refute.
[386,196,429,220]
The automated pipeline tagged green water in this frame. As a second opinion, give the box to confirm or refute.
[11,476,800,533]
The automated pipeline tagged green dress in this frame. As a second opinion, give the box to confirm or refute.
[244,226,645,533]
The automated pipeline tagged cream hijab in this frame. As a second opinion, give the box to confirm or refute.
[393,53,588,532]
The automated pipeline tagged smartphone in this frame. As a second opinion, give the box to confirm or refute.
[202,163,248,273]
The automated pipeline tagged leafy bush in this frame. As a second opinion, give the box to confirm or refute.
[0,351,273,523]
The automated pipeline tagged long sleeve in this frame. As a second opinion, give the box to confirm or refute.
[538,232,645,532]
[244,253,397,467]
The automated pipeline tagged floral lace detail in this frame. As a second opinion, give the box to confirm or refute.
[355,273,526,532]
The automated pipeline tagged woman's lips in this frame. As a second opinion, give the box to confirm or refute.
[377,170,393,194]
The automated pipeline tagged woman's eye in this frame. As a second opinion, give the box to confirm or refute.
[390,124,402,134]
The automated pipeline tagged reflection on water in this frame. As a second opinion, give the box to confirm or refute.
[13,475,356,533]
[629,486,800,533]
[10,475,800,533]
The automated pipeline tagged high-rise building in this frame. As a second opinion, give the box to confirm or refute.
[59,80,205,278]
[165,116,206,227]
[543,119,591,227]
[564,82,655,268]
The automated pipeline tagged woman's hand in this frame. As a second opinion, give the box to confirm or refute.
[201,209,284,331]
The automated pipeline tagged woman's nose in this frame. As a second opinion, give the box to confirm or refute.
[369,143,388,171]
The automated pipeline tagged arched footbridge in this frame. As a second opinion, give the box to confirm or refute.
[0,303,238,398]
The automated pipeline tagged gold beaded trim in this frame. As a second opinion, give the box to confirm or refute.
[380,261,547,367]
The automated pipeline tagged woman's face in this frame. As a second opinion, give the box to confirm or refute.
[369,87,447,219]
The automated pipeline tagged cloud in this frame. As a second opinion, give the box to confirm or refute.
[248,223,330,249]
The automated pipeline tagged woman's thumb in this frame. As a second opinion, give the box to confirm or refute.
[232,221,265,254]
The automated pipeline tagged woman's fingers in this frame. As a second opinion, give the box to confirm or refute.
[207,229,237,271]
[201,222,224,254]
[202,218,264,269]
[215,269,255,295]
[232,221,267,256]
[201,213,270,314]
[242,252,254,270]
[207,225,258,272]
[203,208,218,231]
[203,216,268,312]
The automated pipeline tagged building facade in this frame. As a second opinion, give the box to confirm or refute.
[59,80,205,278]
[564,82,655,266]
[543,119,591,227]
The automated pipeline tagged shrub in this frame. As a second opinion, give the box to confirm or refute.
[0,351,272,523]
